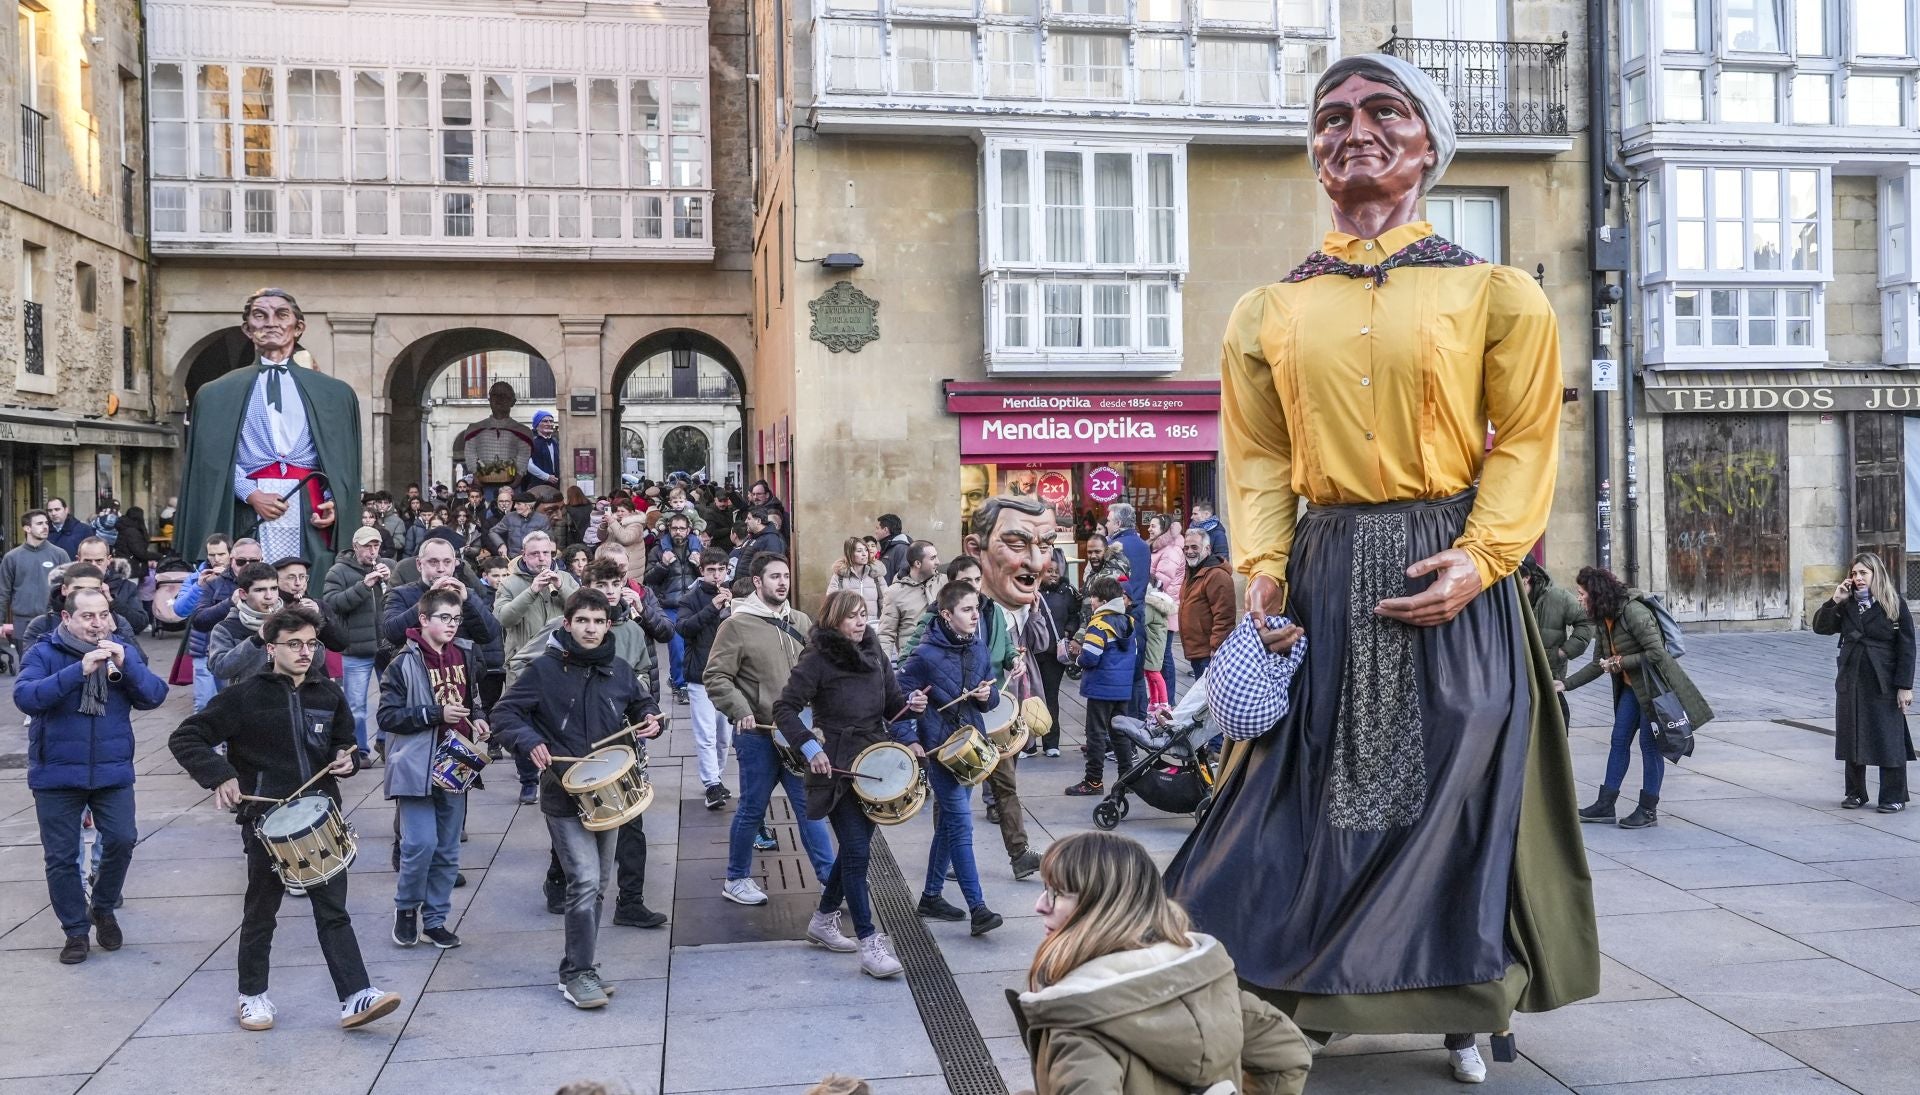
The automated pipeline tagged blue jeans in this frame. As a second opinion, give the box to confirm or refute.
[34,785,136,937]
[395,788,467,929]
[663,606,686,689]
[923,760,984,910]
[727,733,835,884]
[192,656,215,712]
[819,792,877,938]
[342,655,374,753]
[1603,688,1665,797]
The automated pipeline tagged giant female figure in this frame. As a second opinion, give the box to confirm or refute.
[1163,55,1599,1080]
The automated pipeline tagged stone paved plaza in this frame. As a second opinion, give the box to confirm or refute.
[4,630,1920,1094]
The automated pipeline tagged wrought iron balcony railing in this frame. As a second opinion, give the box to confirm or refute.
[1381,34,1570,137]
[23,301,45,376]
[20,105,47,190]
[122,165,138,233]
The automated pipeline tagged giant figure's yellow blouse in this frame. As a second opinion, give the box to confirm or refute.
[1222,221,1563,598]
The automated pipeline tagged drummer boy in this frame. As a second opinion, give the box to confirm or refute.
[169,603,404,1033]
[377,587,489,950]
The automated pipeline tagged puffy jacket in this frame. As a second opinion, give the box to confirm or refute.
[894,615,999,752]
[676,580,730,682]
[17,629,169,791]
[1076,598,1138,701]
[492,635,658,817]
[1143,588,1176,669]
[1149,530,1185,630]
[1018,934,1311,1095]
[377,636,486,799]
[826,562,887,626]
[644,533,704,608]
[1191,515,1229,559]
[1529,575,1593,683]
[320,551,388,658]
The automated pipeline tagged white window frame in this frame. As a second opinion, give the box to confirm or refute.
[1423,189,1504,264]
[1883,168,1920,364]
[981,138,1188,272]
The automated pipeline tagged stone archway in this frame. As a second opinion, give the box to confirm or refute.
[381,328,555,491]
[609,328,747,489]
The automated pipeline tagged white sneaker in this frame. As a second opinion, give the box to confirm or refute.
[859,933,903,979]
[1449,1045,1487,1084]
[340,987,402,1029]
[806,910,857,953]
[722,877,769,906]
[237,994,276,1032]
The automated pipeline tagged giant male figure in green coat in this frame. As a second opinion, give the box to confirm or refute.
[176,289,361,590]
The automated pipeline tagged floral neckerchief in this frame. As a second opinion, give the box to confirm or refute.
[1284,233,1486,287]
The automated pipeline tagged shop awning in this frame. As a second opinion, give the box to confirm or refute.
[0,408,179,449]
[944,380,1220,463]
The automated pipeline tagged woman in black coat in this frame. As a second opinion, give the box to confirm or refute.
[774,590,924,977]
[1812,552,1915,813]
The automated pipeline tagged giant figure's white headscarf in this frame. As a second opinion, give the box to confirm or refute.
[1307,53,1457,194]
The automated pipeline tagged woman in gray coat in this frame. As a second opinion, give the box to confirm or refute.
[1812,553,1914,813]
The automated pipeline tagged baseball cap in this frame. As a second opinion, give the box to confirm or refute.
[351,526,382,547]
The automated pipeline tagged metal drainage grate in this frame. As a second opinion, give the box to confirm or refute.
[868,833,1009,1095]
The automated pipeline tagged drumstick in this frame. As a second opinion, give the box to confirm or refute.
[936,682,996,713]
[545,755,589,764]
[236,794,281,804]
[888,687,932,723]
[591,723,649,749]
[278,763,336,803]
[830,767,882,781]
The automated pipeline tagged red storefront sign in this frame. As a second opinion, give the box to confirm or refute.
[945,381,1220,462]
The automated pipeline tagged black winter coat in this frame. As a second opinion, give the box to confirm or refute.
[675,580,729,681]
[1813,596,1918,767]
[492,638,660,817]
[774,627,907,820]
[169,669,361,826]
[381,581,502,673]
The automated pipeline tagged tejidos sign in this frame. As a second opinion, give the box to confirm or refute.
[1647,382,1920,414]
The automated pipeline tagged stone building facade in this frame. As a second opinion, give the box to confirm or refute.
[2,0,166,538]
[148,0,754,505]
[1621,0,1920,628]
[749,0,1600,594]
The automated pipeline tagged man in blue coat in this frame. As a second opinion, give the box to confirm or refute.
[16,586,169,964]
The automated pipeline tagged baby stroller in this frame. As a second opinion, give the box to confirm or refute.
[1091,677,1218,830]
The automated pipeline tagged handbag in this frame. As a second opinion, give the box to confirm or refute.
[1640,662,1696,763]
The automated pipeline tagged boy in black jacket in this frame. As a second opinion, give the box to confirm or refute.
[168,604,403,1034]
[676,556,735,808]
[493,588,661,1010]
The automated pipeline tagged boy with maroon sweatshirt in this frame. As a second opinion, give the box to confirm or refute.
[377,587,490,949]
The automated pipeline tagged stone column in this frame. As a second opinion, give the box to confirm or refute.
[557,316,605,492]
[646,422,666,482]
[328,314,379,489]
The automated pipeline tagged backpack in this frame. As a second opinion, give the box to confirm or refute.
[1638,593,1686,658]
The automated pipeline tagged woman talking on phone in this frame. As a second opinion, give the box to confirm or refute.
[1813,553,1914,813]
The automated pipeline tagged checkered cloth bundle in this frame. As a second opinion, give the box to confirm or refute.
[1205,614,1307,741]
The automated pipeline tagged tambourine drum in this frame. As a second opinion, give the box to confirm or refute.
[559,745,652,831]
[1019,694,1053,739]
[934,725,1001,787]
[255,795,356,889]
[985,695,1030,757]
[851,741,926,825]
[429,730,489,793]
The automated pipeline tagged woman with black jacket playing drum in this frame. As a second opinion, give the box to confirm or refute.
[774,590,926,979]
[1812,553,1915,813]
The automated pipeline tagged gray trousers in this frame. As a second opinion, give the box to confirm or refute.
[545,814,617,980]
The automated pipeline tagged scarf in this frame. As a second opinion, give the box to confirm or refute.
[56,623,111,716]
[236,598,271,635]
[557,628,617,668]
[1283,233,1485,287]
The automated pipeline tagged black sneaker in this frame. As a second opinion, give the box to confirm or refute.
[59,934,89,965]
[916,894,966,921]
[393,906,420,947]
[91,908,123,951]
[518,785,539,806]
[704,784,727,810]
[1064,780,1104,796]
[454,872,468,888]
[970,906,1005,936]
[421,925,461,949]
[612,905,668,929]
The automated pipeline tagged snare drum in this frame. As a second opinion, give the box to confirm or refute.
[985,695,1030,757]
[934,725,1001,787]
[429,730,489,793]
[559,745,653,831]
[851,741,927,825]
[254,795,356,889]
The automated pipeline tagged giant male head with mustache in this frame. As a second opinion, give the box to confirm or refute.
[964,495,1056,615]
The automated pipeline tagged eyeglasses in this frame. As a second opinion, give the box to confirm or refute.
[427,614,464,625]
[1039,886,1075,908]
[271,639,322,652]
